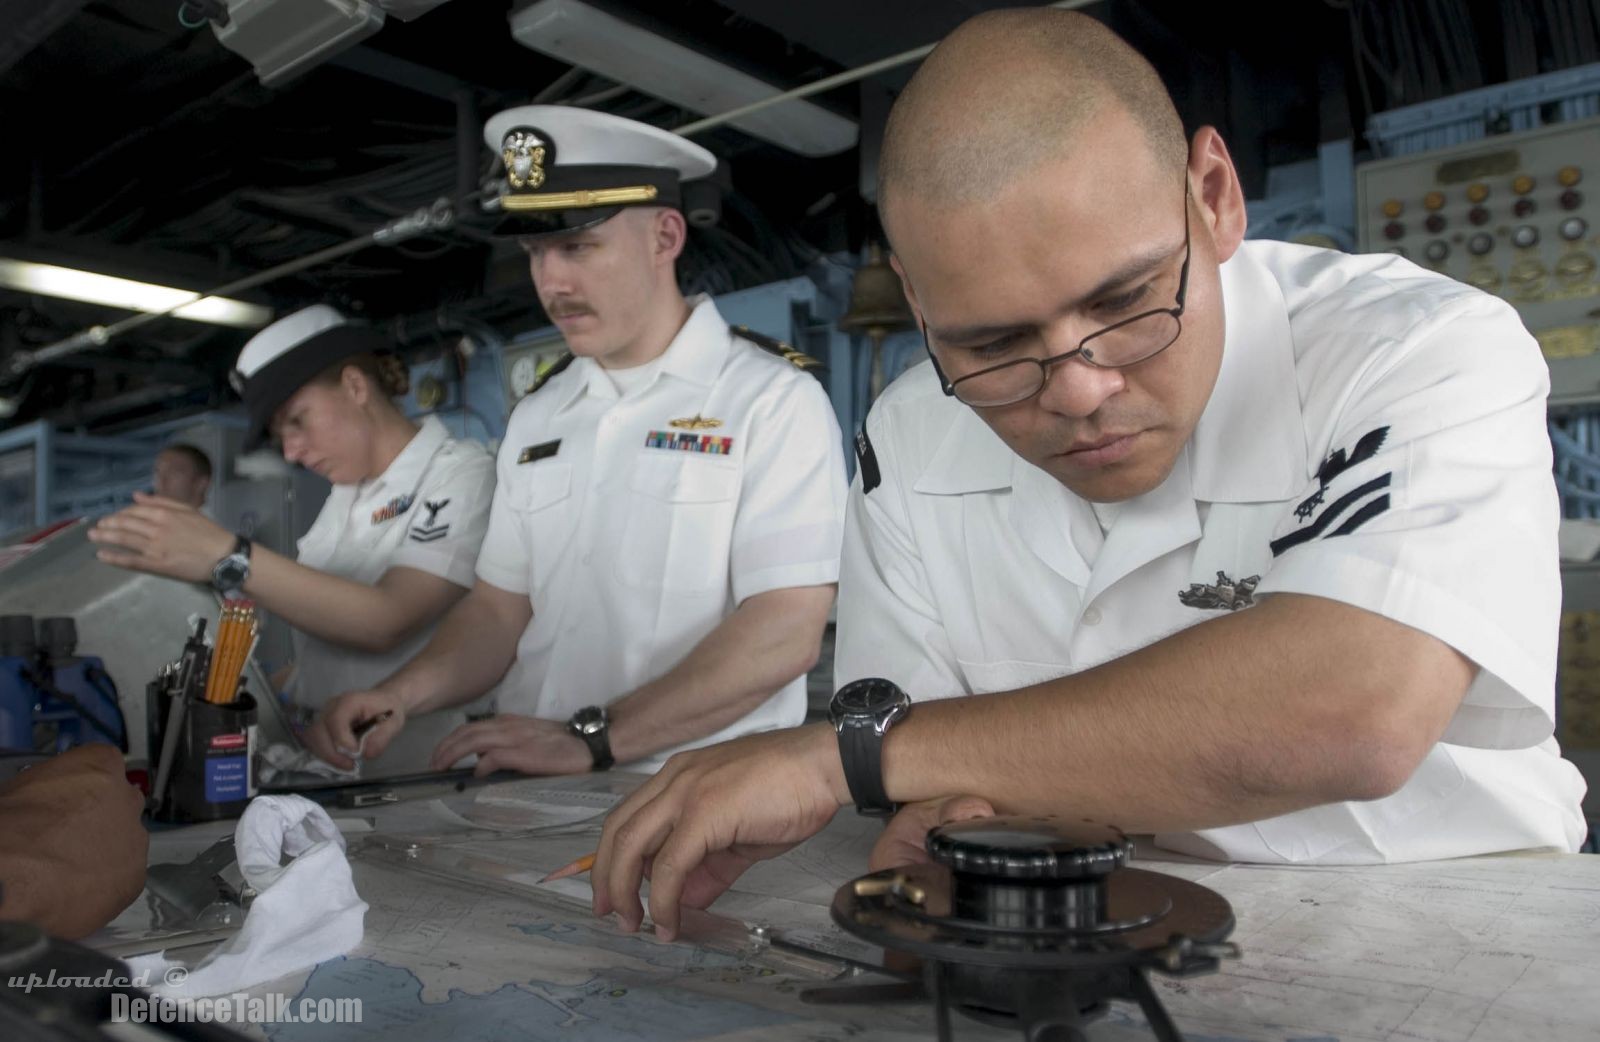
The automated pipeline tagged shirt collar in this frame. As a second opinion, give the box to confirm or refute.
[554,294,732,413]
[364,414,446,498]
[658,295,732,386]
[1189,242,1307,502]
[912,390,1014,496]
[914,405,1202,591]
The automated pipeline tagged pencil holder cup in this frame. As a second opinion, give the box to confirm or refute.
[158,691,258,823]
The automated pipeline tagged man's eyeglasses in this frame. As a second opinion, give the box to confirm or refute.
[924,180,1192,409]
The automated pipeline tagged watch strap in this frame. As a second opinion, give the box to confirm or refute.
[583,728,614,771]
[568,709,614,771]
[838,719,896,817]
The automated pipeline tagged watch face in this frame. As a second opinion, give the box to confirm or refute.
[213,554,248,587]
[571,706,608,734]
[832,678,905,717]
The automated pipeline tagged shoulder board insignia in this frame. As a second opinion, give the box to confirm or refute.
[529,352,575,394]
[732,325,824,376]
[854,424,881,495]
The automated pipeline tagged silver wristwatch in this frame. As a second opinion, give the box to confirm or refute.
[567,705,614,771]
[210,535,252,594]
[828,678,912,816]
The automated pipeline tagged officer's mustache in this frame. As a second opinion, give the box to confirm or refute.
[545,298,595,319]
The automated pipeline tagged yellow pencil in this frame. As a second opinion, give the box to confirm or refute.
[540,853,596,883]
[203,602,258,704]
[203,605,232,703]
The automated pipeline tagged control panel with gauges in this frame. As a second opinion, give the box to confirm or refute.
[500,335,570,413]
[1356,116,1600,405]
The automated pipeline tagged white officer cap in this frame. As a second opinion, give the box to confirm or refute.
[232,304,392,448]
[482,104,717,237]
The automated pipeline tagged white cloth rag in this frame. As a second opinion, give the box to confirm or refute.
[131,795,367,998]
[256,741,362,784]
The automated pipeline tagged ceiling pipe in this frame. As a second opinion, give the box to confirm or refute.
[3,198,456,383]
[7,0,1102,384]
[0,0,92,78]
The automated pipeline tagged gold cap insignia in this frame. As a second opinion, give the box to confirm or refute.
[669,414,723,431]
[502,130,548,191]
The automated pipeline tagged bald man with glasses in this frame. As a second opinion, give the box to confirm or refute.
[583,7,1586,943]
[921,174,1192,408]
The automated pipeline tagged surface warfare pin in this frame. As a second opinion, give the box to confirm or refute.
[669,414,722,431]
[1178,571,1259,611]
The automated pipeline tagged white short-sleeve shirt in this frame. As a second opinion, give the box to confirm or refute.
[477,296,847,770]
[836,240,1587,864]
[290,415,495,770]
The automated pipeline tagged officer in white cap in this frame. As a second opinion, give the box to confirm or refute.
[306,105,847,777]
[91,305,495,774]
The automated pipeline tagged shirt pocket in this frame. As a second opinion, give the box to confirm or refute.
[513,462,575,591]
[615,454,740,595]
[514,461,572,512]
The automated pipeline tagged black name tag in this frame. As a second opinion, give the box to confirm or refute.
[518,439,561,464]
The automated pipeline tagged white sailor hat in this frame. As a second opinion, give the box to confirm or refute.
[483,104,717,237]
[231,304,392,449]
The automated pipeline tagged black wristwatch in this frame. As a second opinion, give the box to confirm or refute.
[210,534,252,594]
[828,678,912,817]
[567,705,615,771]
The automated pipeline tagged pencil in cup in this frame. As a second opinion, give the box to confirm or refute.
[202,600,259,704]
[224,607,259,704]
[202,604,237,704]
[200,606,230,703]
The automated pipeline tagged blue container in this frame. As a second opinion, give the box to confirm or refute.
[0,615,41,752]
[0,658,38,751]
[37,618,126,752]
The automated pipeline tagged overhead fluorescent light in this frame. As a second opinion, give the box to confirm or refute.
[509,0,858,158]
[211,0,385,87]
[0,259,272,329]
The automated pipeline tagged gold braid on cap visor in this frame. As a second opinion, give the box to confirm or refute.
[501,185,661,211]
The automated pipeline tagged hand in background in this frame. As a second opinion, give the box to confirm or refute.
[304,690,408,769]
[429,714,592,775]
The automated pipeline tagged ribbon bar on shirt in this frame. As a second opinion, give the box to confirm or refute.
[645,431,734,454]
